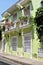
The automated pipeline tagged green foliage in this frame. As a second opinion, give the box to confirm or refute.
[35,7,43,18]
[33,53,37,58]
[34,6,43,41]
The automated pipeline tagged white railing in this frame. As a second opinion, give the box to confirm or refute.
[5,23,16,32]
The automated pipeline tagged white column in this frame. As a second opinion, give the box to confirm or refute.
[9,33,12,55]
[2,32,7,53]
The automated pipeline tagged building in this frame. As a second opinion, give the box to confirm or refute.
[0,0,43,64]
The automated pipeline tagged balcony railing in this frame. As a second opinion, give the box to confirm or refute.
[20,21,29,28]
[19,16,30,28]
[4,22,16,33]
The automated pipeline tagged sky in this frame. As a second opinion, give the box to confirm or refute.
[0,0,18,20]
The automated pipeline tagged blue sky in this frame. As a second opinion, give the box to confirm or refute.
[0,0,18,20]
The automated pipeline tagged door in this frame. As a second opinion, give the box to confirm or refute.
[23,33,32,53]
[3,38,6,52]
[11,36,18,51]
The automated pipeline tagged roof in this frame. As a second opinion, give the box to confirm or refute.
[1,0,30,17]
[1,0,19,17]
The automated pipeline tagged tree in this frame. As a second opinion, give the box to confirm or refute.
[34,6,43,41]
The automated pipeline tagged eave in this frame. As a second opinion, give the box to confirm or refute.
[1,0,31,17]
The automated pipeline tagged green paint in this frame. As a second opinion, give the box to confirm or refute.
[18,10,22,19]
[23,27,32,34]
[3,0,42,59]
[24,52,31,58]
[18,35,22,48]
[8,16,13,22]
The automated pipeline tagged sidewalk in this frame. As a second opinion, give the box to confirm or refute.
[0,53,43,65]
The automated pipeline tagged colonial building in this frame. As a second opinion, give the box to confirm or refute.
[0,0,43,63]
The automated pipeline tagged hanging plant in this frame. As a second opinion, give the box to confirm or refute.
[19,16,28,20]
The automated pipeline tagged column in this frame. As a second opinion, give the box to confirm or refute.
[30,33,32,59]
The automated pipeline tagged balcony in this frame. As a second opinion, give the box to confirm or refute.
[3,22,16,34]
[13,13,18,23]
[19,15,31,29]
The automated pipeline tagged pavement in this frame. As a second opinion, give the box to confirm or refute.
[0,53,43,65]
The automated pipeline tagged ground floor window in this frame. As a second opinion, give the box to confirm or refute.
[11,36,18,51]
[23,33,32,53]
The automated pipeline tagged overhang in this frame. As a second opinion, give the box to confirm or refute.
[1,0,31,17]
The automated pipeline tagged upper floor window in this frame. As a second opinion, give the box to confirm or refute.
[24,6,30,16]
[13,13,17,22]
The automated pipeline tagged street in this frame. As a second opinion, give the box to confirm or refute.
[0,61,10,65]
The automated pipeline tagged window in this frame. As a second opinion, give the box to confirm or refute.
[24,6,30,16]
[11,36,18,51]
[13,13,17,22]
[23,33,32,53]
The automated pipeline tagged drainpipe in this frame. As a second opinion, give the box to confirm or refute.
[17,3,24,16]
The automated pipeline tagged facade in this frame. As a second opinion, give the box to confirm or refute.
[0,0,43,62]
